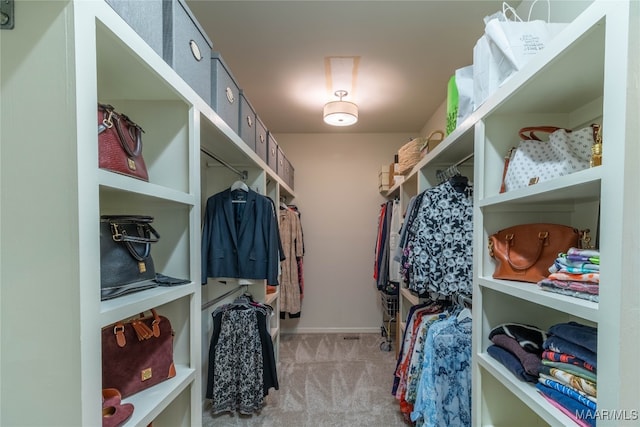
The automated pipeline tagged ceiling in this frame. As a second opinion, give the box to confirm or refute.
[186,1,515,134]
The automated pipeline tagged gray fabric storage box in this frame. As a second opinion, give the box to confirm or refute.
[163,0,212,104]
[267,132,279,172]
[255,116,268,163]
[105,0,163,56]
[286,158,294,190]
[239,91,257,151]
[211,52,240,134]
[277,146,286,181]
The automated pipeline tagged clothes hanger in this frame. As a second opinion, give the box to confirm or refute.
[230,180,249,192]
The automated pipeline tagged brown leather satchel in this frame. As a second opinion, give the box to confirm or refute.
[102,309,176,398]
[98,103,149,181]
[488,223,580,283]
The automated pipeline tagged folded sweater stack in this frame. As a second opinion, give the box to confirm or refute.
[537,321,598,427]
[538,247,600,303]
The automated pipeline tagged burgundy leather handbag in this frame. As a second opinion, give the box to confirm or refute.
[102,309,176,398]
[98,103,149,181]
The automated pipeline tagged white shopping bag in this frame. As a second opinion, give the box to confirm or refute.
[473,1,567,108]
[455,65,474,128]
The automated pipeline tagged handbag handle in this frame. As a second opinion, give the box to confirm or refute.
[98,104,145,158]
[518,126,569,141]
[113,309,162,347]
[505,231,548,270]
[103,217,160,261]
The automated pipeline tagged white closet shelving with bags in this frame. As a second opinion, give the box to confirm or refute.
[471,1,639,425]
[384,1,639,425]
[0,1,295,425]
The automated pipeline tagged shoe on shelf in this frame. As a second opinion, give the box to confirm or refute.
[102,388,133,427]
[102,402,134,427]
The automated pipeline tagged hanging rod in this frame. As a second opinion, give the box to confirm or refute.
[201,285,247,311]
[455,152,474,167]
[436,153,475,183]
[200,147,248,181]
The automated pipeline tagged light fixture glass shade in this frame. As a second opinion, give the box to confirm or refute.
[323,100,358,126]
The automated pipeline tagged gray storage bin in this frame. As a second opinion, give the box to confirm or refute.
[267,132,279,172]
[277,146,286,181]
[211,53,240,134]
[287,158,295,190]
[105,0,163,56]
[163,0,212,104]
[239,91,257,151]
[255,116,268,163]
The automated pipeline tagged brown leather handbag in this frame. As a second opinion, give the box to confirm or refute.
[102,309,176,398]
[98,103,149,181]
[488,223,580,283]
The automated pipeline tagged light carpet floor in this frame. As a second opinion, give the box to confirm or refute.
[203,333,407,427]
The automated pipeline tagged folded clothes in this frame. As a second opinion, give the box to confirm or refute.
[542,350,596,373]
[567,247,600,259]
[539,372,596,401]
[548,272,599,283]
[536,383,597,427]
[548,322,597,354]
[544,336,597,369]
[538,377,596,411]
[488,323,547,353]
[487,345,538,383]
[537,282,599,303]
[549,262,599,274]
[538,279,599,295]
[554,254,600,270]
[563,251,600,265]
[541,360,597,383]
[491,334,541,375]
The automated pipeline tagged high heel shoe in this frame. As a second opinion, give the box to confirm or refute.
[102,402,134,427]
[102,388,133,427]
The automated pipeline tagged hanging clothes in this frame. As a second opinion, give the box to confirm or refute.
[374,200,399,294]
[401,180,473,296]
[205,296,278,414]
[278,206,304,317]
[410,312,472,427]
[388,199,403,286]
[286,204,306,300]
[201,187,284,285]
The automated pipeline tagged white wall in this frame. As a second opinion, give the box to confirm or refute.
[276,133,413,333]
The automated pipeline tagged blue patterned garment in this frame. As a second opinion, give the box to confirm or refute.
[404,182,473,296]
[411,315,472,427]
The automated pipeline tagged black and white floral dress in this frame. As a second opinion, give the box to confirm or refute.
[403,181,473,296]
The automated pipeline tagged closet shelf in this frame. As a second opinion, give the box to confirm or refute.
[100,284,196,327]
[265,290,279,305]
[478,278,598,323]
[99,170,197,206]
[478,167,601,209]
[120,365,195,427]
[477,353,577,427]
[400,287,421,306]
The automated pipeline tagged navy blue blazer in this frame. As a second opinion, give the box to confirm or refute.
[201,188,281,285]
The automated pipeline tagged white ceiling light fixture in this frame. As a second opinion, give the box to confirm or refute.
[323,90,358,126]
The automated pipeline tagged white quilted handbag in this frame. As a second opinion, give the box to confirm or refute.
[500,124,600,193]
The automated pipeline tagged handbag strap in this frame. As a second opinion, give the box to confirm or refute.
[98,103,144,157]
[505,231,548,270]
[518,126,569,141]
[112,309,163,347]
[103,218,160,261]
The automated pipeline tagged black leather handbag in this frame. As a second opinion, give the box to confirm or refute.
[100,215,159,300]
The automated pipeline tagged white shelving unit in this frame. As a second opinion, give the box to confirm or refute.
[472,1,639,425]
[1,1,293,425]
[385,1,638,425]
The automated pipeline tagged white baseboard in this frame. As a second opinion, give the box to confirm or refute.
[280,326,381,335]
